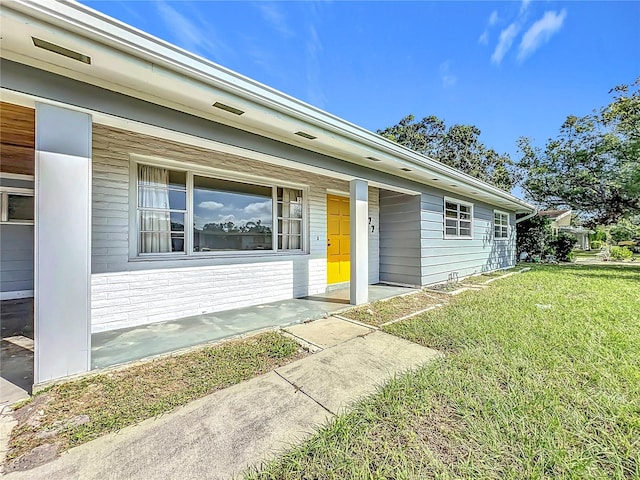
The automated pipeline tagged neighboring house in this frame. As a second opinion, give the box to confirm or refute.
[0,1,535,385]
[538,210,592,250]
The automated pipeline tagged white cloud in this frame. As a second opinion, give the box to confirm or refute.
[439,61,457,88]
[479,10,499,45]
[491,23,520,65]
[518,9,567,61]
[520,0,531,15]
[305,24,327,107]
[154,0,231,62]
[255,2,294,38]
[198,201,224,210]
[244,200,272,216]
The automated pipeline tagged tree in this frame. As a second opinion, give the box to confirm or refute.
[516,214,552,258]
[516,78,640,225]
[377,115,515,191]
[609,218,640,243]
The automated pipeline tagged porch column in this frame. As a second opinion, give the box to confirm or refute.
[350,179,368,305]
[34,103,92,384]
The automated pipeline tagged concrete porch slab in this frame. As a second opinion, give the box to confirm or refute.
[1,298,34,406]
[284,316,373,349]
[91,284,415,370]
[275,331,441,415]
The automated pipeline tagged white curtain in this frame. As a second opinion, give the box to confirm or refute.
[280,189,291,249]
[139,165,171,253]
[280,188,301,249]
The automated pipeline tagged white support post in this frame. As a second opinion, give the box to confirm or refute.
[350,179,368,305]
[34,103,92,384]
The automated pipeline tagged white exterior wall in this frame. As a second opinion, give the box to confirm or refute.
[90,125,379,332]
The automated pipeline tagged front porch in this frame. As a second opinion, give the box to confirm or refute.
[0,284,414,404]
[91,283,414,369]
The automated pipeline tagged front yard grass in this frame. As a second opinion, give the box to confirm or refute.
[247,264,640,479]
[340,290,450,327]
[460,266,519,285]
[5,332,304,471]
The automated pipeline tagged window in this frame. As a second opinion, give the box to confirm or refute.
[137,164,186,253]
[0,189,34,224]
[444,198,473,238]
[277,187,303,250]
[494,211,509,239]
[134,162,305,256]
[193,176,273,252]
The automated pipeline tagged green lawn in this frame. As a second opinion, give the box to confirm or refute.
[247,265,640,479]
[6,332,304,469]
[340,290,449,327]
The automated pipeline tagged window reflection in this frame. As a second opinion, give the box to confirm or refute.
[193,176,273,251]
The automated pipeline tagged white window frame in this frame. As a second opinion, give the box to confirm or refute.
[443,196,474,240]
[129,156,308,259]
[493,210,510,240]
[0,187,35,225]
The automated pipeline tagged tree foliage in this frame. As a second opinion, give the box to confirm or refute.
[377,115,515,191]
[516,215,551,258]
[609,218,640,243]
[516,78,640,225]
[547,232,577,262]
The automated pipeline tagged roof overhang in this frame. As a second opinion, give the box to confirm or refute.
[0,0,535,213]
[559,226,594,235]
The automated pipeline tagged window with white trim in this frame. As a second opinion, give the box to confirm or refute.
[494,211,509,239]
[0,188,34,225]
[444,198,473,238]
[134,162,305,256]
[137,165,186,253]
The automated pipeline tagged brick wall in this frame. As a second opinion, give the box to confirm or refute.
[91,124,379,332]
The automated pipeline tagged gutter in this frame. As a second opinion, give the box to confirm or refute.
[515,209,538,223]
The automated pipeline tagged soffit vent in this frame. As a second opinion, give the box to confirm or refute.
[295,131,317,140]
[366,156,382,162]
[32,37,91,64]
[212,102,245,115]
[400,167,412,172]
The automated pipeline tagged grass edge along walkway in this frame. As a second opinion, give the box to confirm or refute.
[246,264,640,479]
[4,332,305,472]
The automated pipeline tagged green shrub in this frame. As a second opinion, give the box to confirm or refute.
[567,251,577,262]
[610,246,633,261]
[517,215,552,257]
[590,226,607,242]
[548,232,577,261]
[590,240,604,250]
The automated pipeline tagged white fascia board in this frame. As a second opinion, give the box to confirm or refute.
[555,210,572,221]
[8,1,535,212]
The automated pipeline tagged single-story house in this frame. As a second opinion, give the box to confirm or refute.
[0,0,535,385]
[538,210,592,250]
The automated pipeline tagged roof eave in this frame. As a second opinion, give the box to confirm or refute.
[8,0,535,212]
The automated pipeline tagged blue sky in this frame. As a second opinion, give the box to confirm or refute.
[84,1,639,188]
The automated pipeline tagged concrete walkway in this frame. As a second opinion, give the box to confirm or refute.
[5,317,440,480]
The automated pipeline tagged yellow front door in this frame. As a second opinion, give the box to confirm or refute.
[327,194,350,284]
